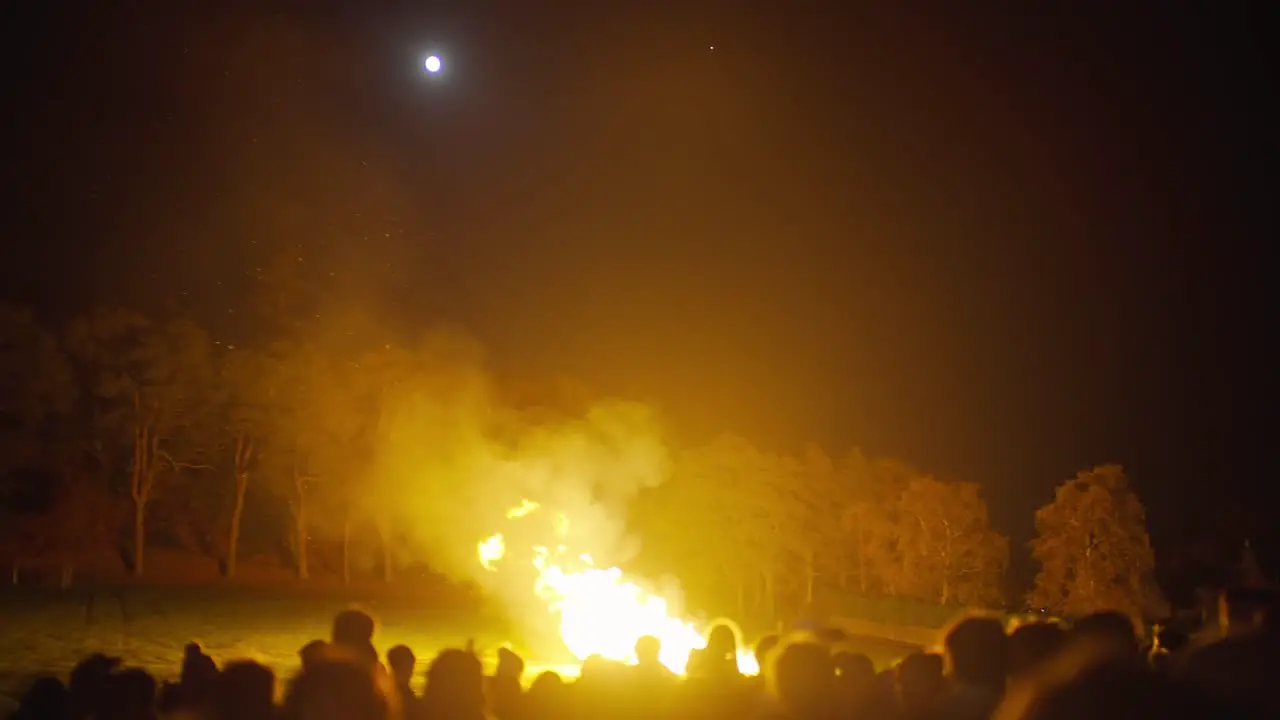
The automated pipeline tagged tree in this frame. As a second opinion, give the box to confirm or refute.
[262,340,324,580]
[658,434,810,622]
[220,347,272,578]
[840,453,916,595]
[0,303,77,465]
[65,309,218,576]
[14,472,124,586]
[347,324,493,585]
[1029,464,1164,621]
[790,443,853,610]
[264,329,371,581]
[895,477,1007,605]
[353,340,416,584]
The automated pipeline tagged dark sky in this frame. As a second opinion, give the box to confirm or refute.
[4,2,1273,563]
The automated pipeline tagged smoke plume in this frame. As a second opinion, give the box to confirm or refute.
[363,329,671,640]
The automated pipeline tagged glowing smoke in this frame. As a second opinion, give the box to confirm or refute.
[360,329,673,650]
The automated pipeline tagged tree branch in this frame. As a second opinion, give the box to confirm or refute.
[155,449,215,472]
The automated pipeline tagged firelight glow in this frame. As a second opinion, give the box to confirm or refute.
[424,55,442,73]
[476,499,759,675]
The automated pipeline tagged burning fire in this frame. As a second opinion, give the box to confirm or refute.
[476,500,759,675]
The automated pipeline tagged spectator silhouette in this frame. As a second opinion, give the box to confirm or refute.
[488,647,525,720]
[101,668,157,720]
[284,657,389,720]
[687,623,741,681]
[22,597,1280,720]
[943,615,1008,719]
[213,660,275,720]
[524,671,565,720]
[388,644,424,720]
[13,676,68,720]
[626,635,676,717]
[1070,611,1140,659]
[330,608,379,667]
[1183,586,1279,717]
[298,640,330,672]
[832,650,877,715]
[158,641,219,714]
[897,652,946,720]
[421,648,486,720]
[67,653,121,720]
[633,635,676,684]
[1008,622,1066,679]
[770,639,834,719]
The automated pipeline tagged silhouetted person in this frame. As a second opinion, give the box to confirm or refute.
[159,641,219,714]
[181,642,219,687]
[67,654,122,720]
[687,623,741,681]
[633,635,676,683]
[626,635,676,717]
[284,658,390,720]
[1146,623,1189,675]
[1183,586,1279,717]
[101,668,157,720]
[330,609,378,667]
[1071,611,1140,659]
[897,652,946,720]
[214,661,275,720]
[1216,586,1274,638]
[1004,642,1213,720]
[13,676,68,720]
[386,644,417,690]
[421,648,486,720]
[299,640,330,672]
[524,671,565,720]
[832,651,878,716]
[1008,622,1067,679]
[770,640,834,719]
[488,647,525,720]
[755,634,780,673]
[943,615,1008,719]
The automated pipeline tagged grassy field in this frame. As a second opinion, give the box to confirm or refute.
[0,582,919,712]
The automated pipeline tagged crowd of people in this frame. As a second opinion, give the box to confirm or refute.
[8,586,1276,719]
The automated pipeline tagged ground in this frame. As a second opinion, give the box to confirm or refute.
[0,551,921,710]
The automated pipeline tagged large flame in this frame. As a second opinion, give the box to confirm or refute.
[477,500,758,675]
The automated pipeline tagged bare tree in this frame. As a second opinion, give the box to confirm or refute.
[896,477,1008,605]
[66,310,216,576]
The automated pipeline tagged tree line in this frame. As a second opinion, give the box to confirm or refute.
[0,299,1164,623]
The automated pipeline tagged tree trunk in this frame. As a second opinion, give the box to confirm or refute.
[736,574,746,617]
[133,499,147,577]
[293,443,309,580]
[11,564,18,585]
[342,514,352,586]
[764,567,777,622]
[130,412,153,578]
[380,521,393,584]
[941,576,950,605]
[857,525,866,593]
[227,485,245,578]
[804,549,816,606]
[295,498,309,580]
[227,436,252,579]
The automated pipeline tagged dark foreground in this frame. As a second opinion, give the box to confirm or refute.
[0,585,917,709]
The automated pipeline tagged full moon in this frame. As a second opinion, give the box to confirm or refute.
[424,55,442,73]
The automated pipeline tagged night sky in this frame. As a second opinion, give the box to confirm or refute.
[4,3,1273,568]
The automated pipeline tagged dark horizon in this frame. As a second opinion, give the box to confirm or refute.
[4,2,1273,580]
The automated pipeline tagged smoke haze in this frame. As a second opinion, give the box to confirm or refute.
[361,328,671,639]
